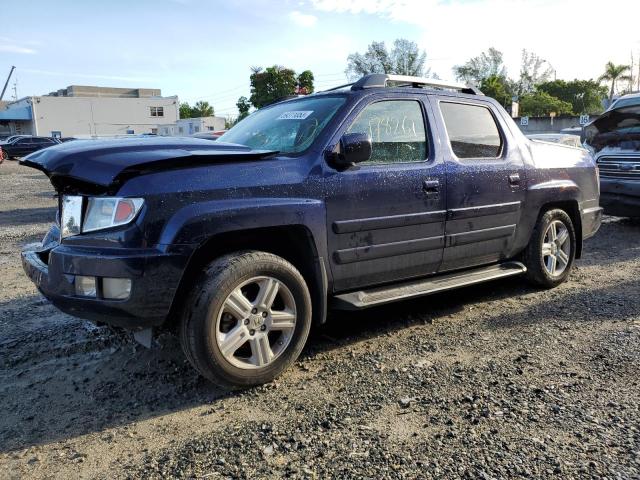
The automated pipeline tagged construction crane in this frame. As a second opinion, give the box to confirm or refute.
[1,66,16,101]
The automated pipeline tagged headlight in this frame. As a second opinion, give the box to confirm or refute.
[61,195,83,238]
[83,197,144,233]
[60,196,144,238]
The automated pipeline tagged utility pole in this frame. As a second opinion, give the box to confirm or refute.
[0,65,16,101]
[631,52,635,92]
[637,51,640,91]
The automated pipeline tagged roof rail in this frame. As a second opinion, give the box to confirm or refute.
[350,74,483,95]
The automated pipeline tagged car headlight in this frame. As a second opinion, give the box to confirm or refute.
[60,195,144,238]
[61,195,83,238]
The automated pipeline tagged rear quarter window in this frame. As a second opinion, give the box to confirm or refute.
[440,102,503,159]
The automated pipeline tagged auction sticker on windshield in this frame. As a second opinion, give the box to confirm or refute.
[277,111,313,120]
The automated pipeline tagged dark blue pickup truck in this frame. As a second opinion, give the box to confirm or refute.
[21,74,602,387]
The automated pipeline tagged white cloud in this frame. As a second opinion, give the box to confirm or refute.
[289,10,318,27]
[0,44,37,54]
[311,0,640,82]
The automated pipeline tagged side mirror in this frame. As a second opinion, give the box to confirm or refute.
[331,132,372,168]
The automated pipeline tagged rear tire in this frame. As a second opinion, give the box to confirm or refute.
[523,209,576,288]
[180,251,312,388]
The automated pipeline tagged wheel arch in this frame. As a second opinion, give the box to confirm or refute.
[164,225,328,331]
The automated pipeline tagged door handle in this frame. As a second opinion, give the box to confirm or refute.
[508,173,520,186]
[423,180,440,197]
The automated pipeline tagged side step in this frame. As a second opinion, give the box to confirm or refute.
[332,262,527,310]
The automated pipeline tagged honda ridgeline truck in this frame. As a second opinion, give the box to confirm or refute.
[21,74,602,387]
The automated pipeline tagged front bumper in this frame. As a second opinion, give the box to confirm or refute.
[599,178,640,217]
[22,228,193,329]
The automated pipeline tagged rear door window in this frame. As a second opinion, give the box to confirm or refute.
[440,102,503,158]
[346,100,427,164]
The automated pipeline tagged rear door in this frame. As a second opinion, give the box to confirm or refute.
[324,96,447,292]
[432,98,526,271]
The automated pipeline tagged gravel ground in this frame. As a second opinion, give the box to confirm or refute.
[0,159,639,479]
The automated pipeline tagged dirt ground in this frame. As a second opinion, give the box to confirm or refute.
[0,160,639,479]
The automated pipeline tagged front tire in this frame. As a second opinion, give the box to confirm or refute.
[523,209,576,288]
[180,251,312,388]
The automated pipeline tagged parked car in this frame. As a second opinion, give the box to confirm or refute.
[20,74,602,387]
[606,92,640,112]
[191,130,226,141]
[584,101,640,218]
[527,133,584,148]
[1,136,60,159]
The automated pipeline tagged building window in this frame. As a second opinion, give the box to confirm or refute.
[207,126,214,131]
[150,106,164,117]
[178,127,184,134]
[126,129,135,134]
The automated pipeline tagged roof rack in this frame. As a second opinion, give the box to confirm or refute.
[324,74,483,95]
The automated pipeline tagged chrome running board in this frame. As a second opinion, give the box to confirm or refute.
[332,262,526,310]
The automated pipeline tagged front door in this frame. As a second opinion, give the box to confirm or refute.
[432,98,526,271]
[324,96,447,292]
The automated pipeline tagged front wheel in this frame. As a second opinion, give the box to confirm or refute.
[180,251,312,388]
[523,209,576,288]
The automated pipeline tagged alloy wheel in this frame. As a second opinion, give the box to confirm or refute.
[215,276,297,369]
[541,220,571,277]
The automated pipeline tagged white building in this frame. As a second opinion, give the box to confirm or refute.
[158,116,226,137]
[0,85,179,138]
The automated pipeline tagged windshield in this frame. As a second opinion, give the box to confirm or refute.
[220,96,346,154]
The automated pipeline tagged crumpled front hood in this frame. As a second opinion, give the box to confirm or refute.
[20,136,277,193]
[584,105,640,153]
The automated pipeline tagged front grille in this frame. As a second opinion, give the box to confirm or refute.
[597,156,640,180]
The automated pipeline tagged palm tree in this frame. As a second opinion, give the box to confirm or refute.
[599,62,632,101]
[192,101,214,118]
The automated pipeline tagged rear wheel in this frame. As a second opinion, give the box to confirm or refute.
[523,209,576,288]
[180,251,312,388]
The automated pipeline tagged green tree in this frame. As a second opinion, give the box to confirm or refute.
[249,66,298,108]
[390,39,427,77]
[516,49,554,97]
[519,91,573,117]
[536,79,607,114]
[599,61,632,101]
[179,102,192,119]
[191,100,214,117]
[479,75,513,108]
[346,41,392,79]
[453,47,506,85]
[297,70,315,94]
[236,96,251,121]
[346,39,429,80]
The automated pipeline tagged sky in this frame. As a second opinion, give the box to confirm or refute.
[1,0,639,118]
